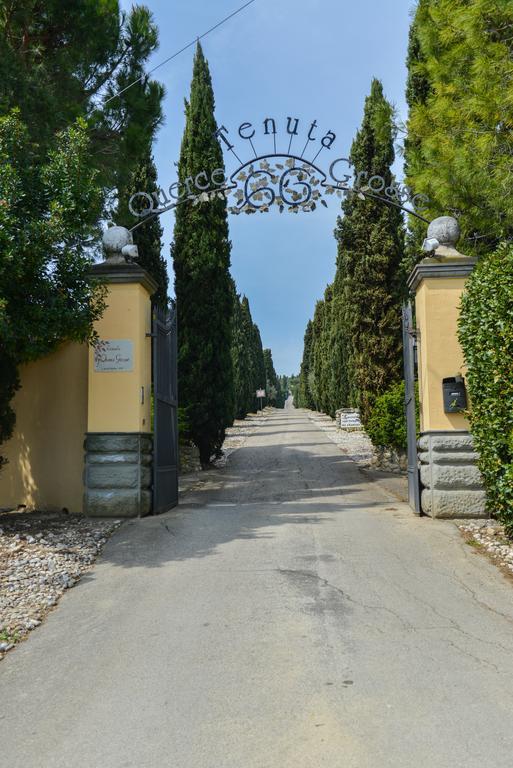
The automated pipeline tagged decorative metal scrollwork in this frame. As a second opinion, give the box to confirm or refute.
[227,156,327,215]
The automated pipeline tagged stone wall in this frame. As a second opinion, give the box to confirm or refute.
[418,432,486,518]
[179,442,201,474]
[371,446,408,474]
[84,433,152,518]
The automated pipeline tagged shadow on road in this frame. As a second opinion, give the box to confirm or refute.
[93,438,402,572]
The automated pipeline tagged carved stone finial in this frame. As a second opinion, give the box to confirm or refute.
[102,225,138,264]
[425,215,465,259]
[427,216,461,247]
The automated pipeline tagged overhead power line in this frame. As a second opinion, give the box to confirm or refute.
[104,0,257,106]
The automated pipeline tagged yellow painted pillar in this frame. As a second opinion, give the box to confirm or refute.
[407,217,485,518]
[84,227,157,518]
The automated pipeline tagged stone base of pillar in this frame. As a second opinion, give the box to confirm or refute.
[84,433,152,518]
[418,431,486,519]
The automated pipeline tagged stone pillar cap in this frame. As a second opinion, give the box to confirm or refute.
[90,261,158,296]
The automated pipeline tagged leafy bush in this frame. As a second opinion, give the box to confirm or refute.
[458,243,513,531]
[366,381,407,451]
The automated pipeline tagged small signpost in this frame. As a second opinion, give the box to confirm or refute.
[256,389,266,412]
[338,408,363,431]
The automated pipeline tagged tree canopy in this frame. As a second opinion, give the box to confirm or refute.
[405,0,513,256]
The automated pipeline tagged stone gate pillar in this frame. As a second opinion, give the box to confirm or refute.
[407,217,486,519]
[84,227,157,518]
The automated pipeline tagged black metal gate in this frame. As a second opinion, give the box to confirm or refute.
[402,302,421,514]
[152,306,178,514]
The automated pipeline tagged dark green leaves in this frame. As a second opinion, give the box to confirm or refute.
[459,243,513,530]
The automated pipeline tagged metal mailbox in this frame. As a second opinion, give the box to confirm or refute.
[442,376,467,413]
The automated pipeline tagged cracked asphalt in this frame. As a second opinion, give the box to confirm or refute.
[2,404,513,767]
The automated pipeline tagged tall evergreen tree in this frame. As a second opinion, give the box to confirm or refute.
[230,292,267,418]
[251,321,267,410]
[171,43,234,465]
[405,0,513,255]
[231,287,252,419]
[318,284,336,416]
[298,320,315,409]
[0,3,164,201]
[329,274,351,410]
[120,149,169,308]
[309,299,325,411]
[332,79,405,424]
[263,349,284,408]
[241,297,264,413]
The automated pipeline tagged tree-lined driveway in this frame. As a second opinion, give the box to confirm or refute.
[2,407,513,767]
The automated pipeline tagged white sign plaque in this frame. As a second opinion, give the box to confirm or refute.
[94,339,134,372]
[256,389,266,398]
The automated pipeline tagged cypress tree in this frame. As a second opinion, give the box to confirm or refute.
[332,79,405,424]
[120,149,169,308]
[231,286,253,419]
[298,320,315,409]
[251,322,267,410]
[240,296,261,413]
[263,349,284,407]
[309,299,325,412]
[329,272,351,410]
[318,284,336,416]
[171,43,234,465]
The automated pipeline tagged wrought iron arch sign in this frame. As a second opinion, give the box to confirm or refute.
[128,116,431,233]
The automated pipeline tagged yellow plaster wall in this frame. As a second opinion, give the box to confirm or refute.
[0,343,88,513]
[87,282,152,433]
[415,276,469,432]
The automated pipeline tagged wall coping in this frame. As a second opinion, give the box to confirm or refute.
[407,258,477,292]
[420,430,471,436]
[90,263,158,297]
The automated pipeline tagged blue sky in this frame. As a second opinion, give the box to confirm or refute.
[121,0,414,374]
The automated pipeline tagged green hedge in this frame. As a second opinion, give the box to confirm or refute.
[459,243,513,532]
[366,381,407,451]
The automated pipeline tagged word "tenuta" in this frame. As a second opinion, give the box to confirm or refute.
[214,117,337,159]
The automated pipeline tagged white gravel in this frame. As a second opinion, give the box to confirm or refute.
[0,512,120,659]
[213,409,271,466]
[458,519,513,576]
[304,410,376,467]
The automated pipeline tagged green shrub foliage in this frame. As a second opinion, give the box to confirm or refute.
[0,2,164,218]
[459,243,513,531]
[405,0,513,258]
[0,3,164,465]
[0,113,106,467]
[366,382,407,452]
